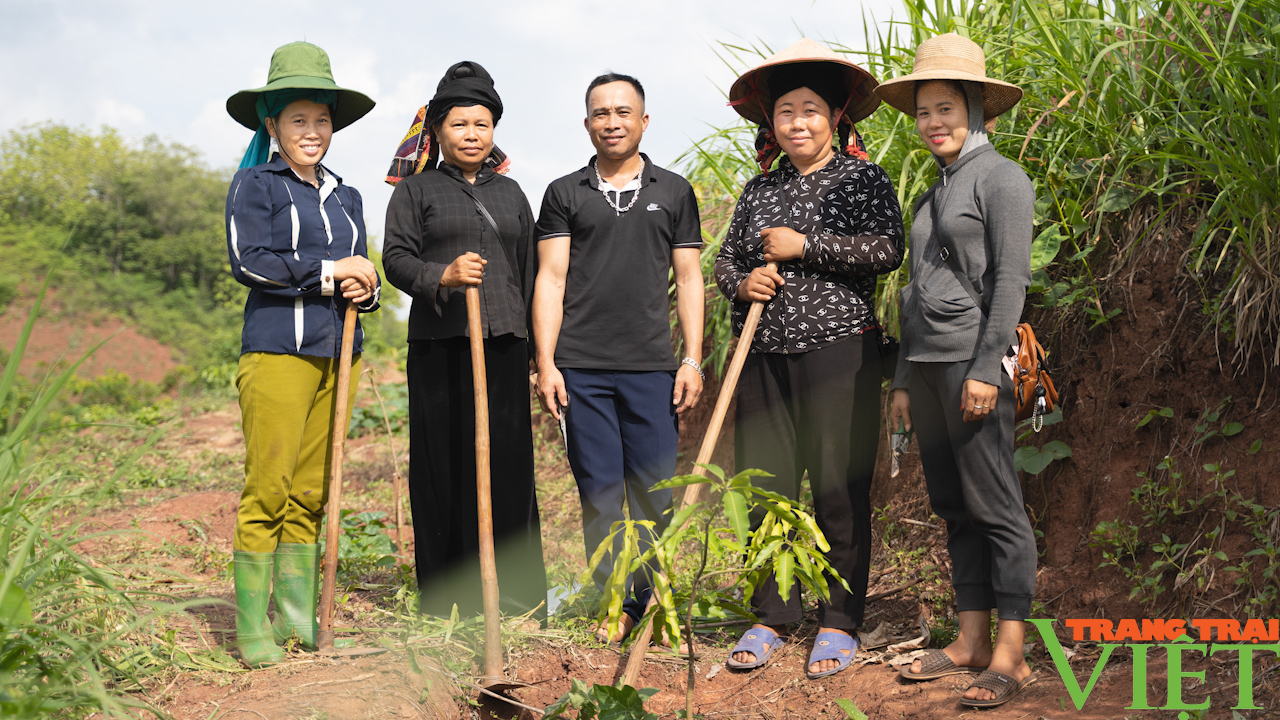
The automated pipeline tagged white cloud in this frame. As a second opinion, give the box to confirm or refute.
[188,98,252,169]
[94,98,146,129]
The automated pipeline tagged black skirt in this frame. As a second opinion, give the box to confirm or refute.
[406,334,547,622]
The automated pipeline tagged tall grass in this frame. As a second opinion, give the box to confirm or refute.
[1,286,201,719]
[679,0,1280,369]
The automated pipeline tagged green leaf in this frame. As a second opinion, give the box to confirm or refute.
[1222,422,1244,437]
[655,504,699,546]
[699,463,727,481]
[745,486,798,506]
[728,468,774,488]
[757,499,803,531]
[835,698,869,720]
[1030,225,1067,270]
[746,536,785,572]
[652,474,714,490]
[0,583,32,627]
[723,489,750,546]
[1097,186,1135,213]
[1014,440,1072,475]
[774,553,795,603]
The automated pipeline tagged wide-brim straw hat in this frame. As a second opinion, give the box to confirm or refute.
[729,38,880,126]
[226,41,375,132]
[875,33,1022,119]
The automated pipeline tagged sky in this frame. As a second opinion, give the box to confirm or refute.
[1,0,901,262]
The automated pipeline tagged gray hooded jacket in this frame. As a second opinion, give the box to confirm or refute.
[892,82,1035,389]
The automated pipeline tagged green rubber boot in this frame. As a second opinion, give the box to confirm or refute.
[233,550,285,668]
[271,543,319,651]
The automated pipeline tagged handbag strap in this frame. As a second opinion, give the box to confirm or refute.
[457,183,520,278]
[469,193,502,237]
[929,188,989,316]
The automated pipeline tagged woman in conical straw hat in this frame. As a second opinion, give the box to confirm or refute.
[224,41,379,668]
[879,33,1038,708]
[715,38,905,679]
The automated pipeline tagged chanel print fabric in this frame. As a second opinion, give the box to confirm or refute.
[715,153,905,354]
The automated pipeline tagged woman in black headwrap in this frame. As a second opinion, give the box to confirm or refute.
[382,61,546,622]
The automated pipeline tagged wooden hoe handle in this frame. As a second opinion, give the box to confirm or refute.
[620,261,778,686]
[467,285,504,684]
[319,302,359,651]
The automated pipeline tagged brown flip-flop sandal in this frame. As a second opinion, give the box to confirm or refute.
[899,650,985,681]
[959,669,1037,708]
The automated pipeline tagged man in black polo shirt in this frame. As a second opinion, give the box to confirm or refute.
[533,72,704,642]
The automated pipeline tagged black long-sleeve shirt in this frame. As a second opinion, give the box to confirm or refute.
[382,163,537,341]
[715,154,905,354]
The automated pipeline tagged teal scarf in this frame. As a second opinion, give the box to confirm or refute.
[239,89,338,170]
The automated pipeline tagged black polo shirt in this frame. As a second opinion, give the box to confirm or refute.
[536,154,702,372]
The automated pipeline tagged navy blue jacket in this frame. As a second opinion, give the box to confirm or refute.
[226,156,380,358]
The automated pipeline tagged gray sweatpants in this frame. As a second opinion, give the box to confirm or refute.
[909,361,1036,620]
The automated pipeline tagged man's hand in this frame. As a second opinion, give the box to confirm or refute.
[536,361,568,419]
[673,363,703,414]
[889,388,912,433]
[737,265,786,302]
[441,252,486,287]
[960,379,998,422]
[760,226,805,262]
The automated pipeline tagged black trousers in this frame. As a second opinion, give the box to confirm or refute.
[735,334,880,631]
[909,360,1036,620]
[406,335,547,622]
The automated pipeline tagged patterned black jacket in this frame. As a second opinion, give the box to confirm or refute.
[715,153,905,354]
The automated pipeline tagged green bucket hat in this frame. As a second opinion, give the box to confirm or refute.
[226,41,375,131]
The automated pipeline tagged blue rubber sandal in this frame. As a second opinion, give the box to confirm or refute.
[726,627,781,671]
[806,631,858,679]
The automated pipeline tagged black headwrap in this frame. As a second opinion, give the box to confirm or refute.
[386,61,509,184]
[752,61,870,174]
[426,61,504,128]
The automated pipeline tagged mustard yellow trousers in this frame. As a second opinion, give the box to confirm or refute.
[233,352,360,552]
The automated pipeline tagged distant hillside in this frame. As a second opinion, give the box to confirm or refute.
[0,124,404,385]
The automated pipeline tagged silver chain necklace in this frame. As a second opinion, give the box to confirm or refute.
[594,160,642,216]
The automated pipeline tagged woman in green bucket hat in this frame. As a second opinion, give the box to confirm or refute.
[224,41,378,668]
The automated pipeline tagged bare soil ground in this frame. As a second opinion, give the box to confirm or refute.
[56,387,1269,720]
[0,296,179,384]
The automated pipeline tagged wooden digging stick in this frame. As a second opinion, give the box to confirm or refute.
[318,302,360,652]
[620,262,778,687]
[466,285,504,686]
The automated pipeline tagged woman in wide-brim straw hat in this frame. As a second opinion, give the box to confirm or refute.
[224,40,379,668]
[715,38,905,679]
[381,61,547,624]
[879,33,1038,708]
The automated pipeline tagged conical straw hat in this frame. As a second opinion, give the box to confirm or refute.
[875,33,1022,119]
[728,38,880,126]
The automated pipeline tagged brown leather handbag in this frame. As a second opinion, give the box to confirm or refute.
[1012,322,1057,429]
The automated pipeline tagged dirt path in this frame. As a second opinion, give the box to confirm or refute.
[61,399,1272,720]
